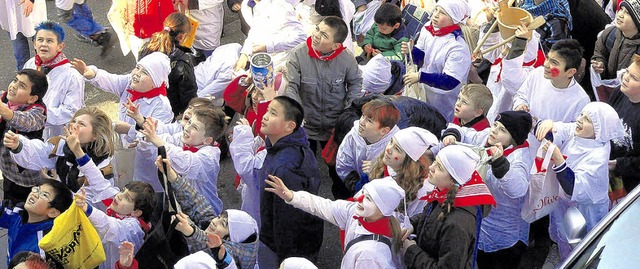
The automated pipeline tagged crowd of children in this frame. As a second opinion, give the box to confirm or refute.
[0,0,639,268]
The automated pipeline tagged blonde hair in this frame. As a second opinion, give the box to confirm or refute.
[460,84,493,116]
[144,12,191,54]
[73,107,116,158]
[370,152,430,212]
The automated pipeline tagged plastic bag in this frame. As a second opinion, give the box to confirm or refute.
[180,8,199,48]
[39,201,106,269]
[589,65,620,102]
[521,141,561,223]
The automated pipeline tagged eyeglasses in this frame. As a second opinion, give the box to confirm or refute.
[31,186,53,202]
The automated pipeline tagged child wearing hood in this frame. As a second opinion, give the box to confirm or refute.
[535,102,625,259]
[265,172,406,268]
[402,145,497,268]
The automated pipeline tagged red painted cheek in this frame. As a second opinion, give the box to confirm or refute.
[550,67,560,78]
[394,157,399,160]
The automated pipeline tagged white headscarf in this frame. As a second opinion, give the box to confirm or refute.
[582,102,625,143]
[137,52,171,88]
[280,257,318,269]
[436,0,471,25]
[437,145,480,186]
[363,177,406,216]
[226,209,259,243]
[393,127,439,162]
[359,54,392,94]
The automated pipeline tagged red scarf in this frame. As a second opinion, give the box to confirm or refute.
[306,37,346,61]
[425,23,461,37]
[419,171,496,207]
[502,141,529,157]
[352,216,393,238]
[127,83,167,102]
[183,142,220,152]
[102,198,151,233]
[34,52,69,73]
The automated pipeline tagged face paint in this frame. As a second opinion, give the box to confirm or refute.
[355,192,379,218]
[550,67,560,78]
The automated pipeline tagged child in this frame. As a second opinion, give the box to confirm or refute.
[139,107,228,214]
[8,251,49,269]
[452,84,493,131]
[0,179,73,264]
[23,21,85,140]
[280,257,318,268]
[265,173,405,268]
[401,0,471,122]
[7,107,117,197]
[154,156,260,269]
[336,98,400,197]
[535,102,625,259]
[0,69,48,206]
[71,52,174,192]
[440,111,533,268]
[1,0,46,70]
[359,3,408,62]
[513,39,590,158]
[402,145,497,268]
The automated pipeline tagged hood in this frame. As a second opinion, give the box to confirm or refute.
[266,126,311,151]
[582,102,624,143]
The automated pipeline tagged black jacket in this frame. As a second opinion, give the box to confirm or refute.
[168,46,198,117]
[608,89,640,192]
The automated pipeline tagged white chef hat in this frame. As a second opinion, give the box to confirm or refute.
[226,209,258,243]
[437,145,480,186]
[359,54,392,94]
[436,0,471,25]
[363,177,406,216]
[581,102,624,143]
[280,257,318,269]
[393,127,439,162]
[137,52,171,88]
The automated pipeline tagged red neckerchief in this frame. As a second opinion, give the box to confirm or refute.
[419,171,496,207]
[306,37,346,61]
[502,141,529,157]
[127,82,167,102]
[35,52,69,73]
[384,166,390,177]
[352,216,393,238]
[6,101,22,111]
[425,23,461,37]
[533,154,567,173]
[102,198,151,233]
[492,48,545,82]
[183,142,220,152]
[453,116,490,131]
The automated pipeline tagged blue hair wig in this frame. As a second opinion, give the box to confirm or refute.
[34,21,65,42]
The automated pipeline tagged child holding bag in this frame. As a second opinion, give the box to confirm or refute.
[265,173,406,268]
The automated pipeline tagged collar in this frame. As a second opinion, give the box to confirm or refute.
[306,37,346,61]
[103,199,152,233]
[453,116,489,130]
[352,216,392,238]
[182,142,219,152]
[425,22,462,37]
[502,140,529,157]
[35,52,69,74]
[419,171,496,207]
[127,83,167,102]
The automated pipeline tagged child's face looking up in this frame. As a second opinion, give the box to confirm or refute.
[24,185,57,217]
[488,121,514,147]
[34,30,64,62]
[358,114,385,143]
[383,138,406,170]
[261,100,293,138]
[574,112,595,139]
[354,191,381,219]
[6,74,37,105]
[621,62,640,100]
[206,215,230,238]
[454,93,481,123]
[109,188,141,217]
[181,115,210,146]
[431,6,454,28]
[428,157,455,190]
[543,50,573,80]
[69,114,96,144]
[181,104,202,127]
[130,65,156,92]
[311,22,339,54]
[615,7,638,33]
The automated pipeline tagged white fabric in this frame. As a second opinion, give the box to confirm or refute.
[229,125,268,225]
[295,0,356,52]
[404,178,433,217]
[363,177,405,216]
[0,0,47,40]
[195,43,242,99]
[583,102,625,143]
[23,60,85,140]
[87,204,145,269]
[138,52,171,88]
[287,191,396,268]
[190,0,225,51]
[360,54,392,93]
[336,120,399,179]
[55,0,84,11]
[240,0,307,69]
[352,0,382,36]
[281,257,318,269]
[175,250,238,269]
[437,144,480,185]
[435,0,470,24]
[414,25,471,121]
[393,126,439,162]
[227,209,259,243]
[87,66,174,192]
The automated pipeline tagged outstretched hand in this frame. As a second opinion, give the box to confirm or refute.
[64,124,84,158]
[70,58,96,79]
[154,155,178,183]
[140,117,163,147]
[3,130,20,151]
[264,175,294,202]
[118,241,135,267]
[124,98,144,125]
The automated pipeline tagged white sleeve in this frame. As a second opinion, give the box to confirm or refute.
[287,190,347,227]
[86,66,130,97]
[571,152,610,204]
[193,0,224,10]
[46,72,84,126]
[551,121,575,149]
[78,159,120,203]
[335,130,358,180]
[155,121,183,135]
[512,69,535,109]
[501,55,530,95]
[166,143,219,181]
[11,135,56,170]
[87,209,145,248]
[265,5,306,53]
[491,151,530,199]
[459,126,491,146]
[229,125,266,188]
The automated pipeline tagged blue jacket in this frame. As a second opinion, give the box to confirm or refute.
[0,206,53,264]
[258,127,324,262]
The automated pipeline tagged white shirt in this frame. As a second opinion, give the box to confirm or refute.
[0,0,46,39]
[336,121,399,179]
[195,43,242,99]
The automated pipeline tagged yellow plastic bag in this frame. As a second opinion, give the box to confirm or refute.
[39,201,106,269]
[181,9,199,48]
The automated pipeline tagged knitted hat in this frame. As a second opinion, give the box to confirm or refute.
[438,145,480,186]
[494,111,532,145]
[582,102,624,143]
[359,54,392,94]
[621,0,640,29]
[137,52,171,88]
[281,257,318,269]
[393,127,439,162]
[435,0,470,25]
[363,178,405,216]
[226,209,258,243]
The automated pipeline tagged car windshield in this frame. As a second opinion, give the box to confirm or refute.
[569,196,640,268]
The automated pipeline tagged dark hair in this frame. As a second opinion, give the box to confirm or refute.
[315,0,342,18]
[321,16,349,44]
[549,39,584,71]
[124,181,157,222]
[438,187,458,220]
[9,251,50,269]
[273,96,304,132]
[34,21,65,42]
[361,99,400,129]
[191,107,228,140]
[40,179,73,216]
[140,12,191,57]
[374,3,403,26]
[16,69,48,101]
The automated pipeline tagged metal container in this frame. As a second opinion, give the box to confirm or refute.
[250,53,274,89]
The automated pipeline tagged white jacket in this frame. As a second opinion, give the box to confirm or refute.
[336,120,399,179]
[189,0,225,51]
[195,43,242,99]
[0,0,46,39]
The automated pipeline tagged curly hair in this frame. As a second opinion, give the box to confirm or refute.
[370,151,430,212]
[72,107,116,158]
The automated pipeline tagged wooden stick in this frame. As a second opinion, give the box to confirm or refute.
[473,19,500,54]
[480,16,546,55]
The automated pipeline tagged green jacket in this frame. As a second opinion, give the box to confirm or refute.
[361,24,409,61]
